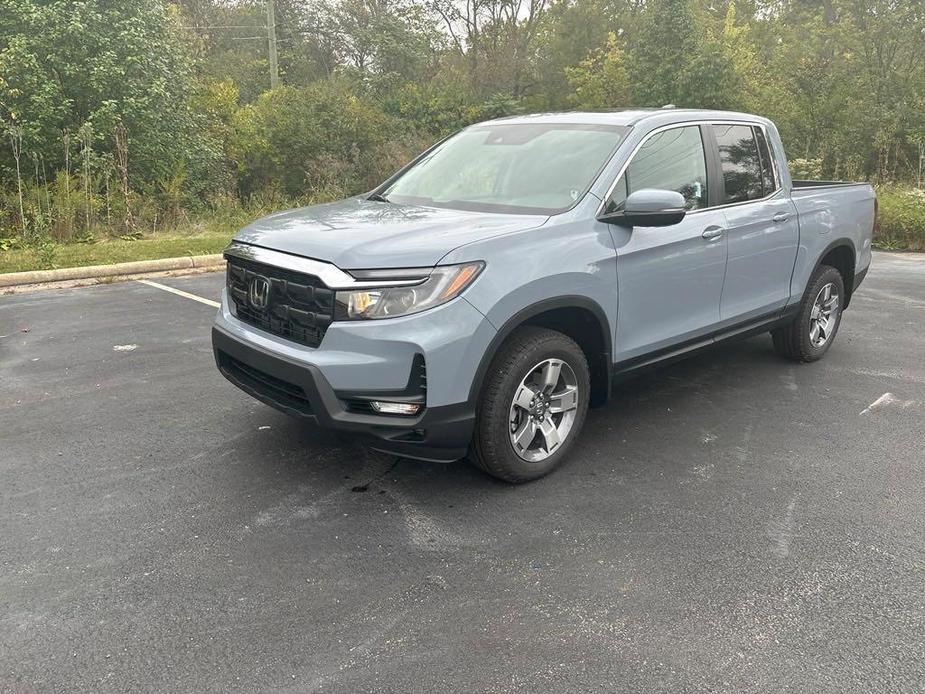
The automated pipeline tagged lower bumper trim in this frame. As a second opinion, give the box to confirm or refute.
[212,326,473,463]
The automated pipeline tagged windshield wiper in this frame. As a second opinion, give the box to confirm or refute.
[368,192,391,203]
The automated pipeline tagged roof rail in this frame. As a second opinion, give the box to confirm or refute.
[660,104,676,109]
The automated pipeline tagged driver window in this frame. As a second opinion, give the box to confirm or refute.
[604,126,708,213]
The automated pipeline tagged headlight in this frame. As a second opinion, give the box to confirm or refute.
[334,262,484,320]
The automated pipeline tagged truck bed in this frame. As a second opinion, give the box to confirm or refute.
[786,180,876,304]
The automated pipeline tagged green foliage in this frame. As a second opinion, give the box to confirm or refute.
[309,0,443,85]
[229,80,395,198]
[2,0,925,259]
[35,240,57,269]
[788,159,825,180]
[718,3,773,114]
[875,188,925,251]
[382,82,475,136]
[0,1,218,187]
[0,229,235,274]
[627,0,739,109]
[566,33,631,110]
[185,2,276,103]
[531,0,620,108]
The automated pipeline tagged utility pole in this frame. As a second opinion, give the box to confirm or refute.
[267,0,279,90]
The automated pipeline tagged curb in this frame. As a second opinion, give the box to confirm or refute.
[0,254,224,288]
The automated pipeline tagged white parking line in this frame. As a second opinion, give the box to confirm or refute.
[137,279,220,308]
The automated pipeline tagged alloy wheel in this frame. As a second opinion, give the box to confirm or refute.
[809,282,839,348]
[508,358,580,462]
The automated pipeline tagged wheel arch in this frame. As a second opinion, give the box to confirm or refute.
[469,296,613,409]
[812,238,857,307]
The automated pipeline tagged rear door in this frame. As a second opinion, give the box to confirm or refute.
[603,125,729,362]
[709,123,799,322]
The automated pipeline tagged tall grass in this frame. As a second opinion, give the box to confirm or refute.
[875,187,925,252]
[3,128,924,274]
[0,120,361,270]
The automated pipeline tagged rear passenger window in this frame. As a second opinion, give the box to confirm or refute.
[712,124,763,203]
[604,126,708,213]
[754,127,776,195]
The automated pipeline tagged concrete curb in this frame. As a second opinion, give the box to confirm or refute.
[0,254,224,288]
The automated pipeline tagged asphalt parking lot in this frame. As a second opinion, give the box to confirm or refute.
[1,250,924,693]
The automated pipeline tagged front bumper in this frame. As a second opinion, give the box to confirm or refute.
[211,281,496,462]
[213,326,475,462]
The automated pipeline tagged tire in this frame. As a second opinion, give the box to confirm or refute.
[771,264,845,362]
[470,326,590,483]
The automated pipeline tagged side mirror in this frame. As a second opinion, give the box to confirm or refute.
[598,189,687,227]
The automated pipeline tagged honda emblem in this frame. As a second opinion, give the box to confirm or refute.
[249,276,271,310]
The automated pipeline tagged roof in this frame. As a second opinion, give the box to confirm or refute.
[476,108,773,129]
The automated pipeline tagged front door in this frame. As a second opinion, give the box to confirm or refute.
[602,125,729,362]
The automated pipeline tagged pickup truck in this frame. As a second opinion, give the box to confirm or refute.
[212,108,875,483]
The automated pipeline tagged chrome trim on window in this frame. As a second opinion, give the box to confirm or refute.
[223,242,429,289]
[595,119,783,219]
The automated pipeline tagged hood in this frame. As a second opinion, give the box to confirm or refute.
[234,197,548,269]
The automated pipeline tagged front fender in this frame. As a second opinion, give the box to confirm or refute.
[441,220,618,404]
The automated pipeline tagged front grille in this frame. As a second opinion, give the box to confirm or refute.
[217,351,313,416]
[226,255,334,348]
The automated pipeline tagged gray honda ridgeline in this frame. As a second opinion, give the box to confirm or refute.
[213,108,875,482]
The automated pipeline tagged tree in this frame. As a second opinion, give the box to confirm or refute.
[228,80,394,197]
[531,0,632,109]
[3,0,925,247]
[429,0,549,98]
[627,0,739,109]
[0,0,218,192]
[305,0,444,88]
[566,32,631,110]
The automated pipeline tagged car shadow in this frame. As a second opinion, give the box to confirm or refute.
[242,334,786,496]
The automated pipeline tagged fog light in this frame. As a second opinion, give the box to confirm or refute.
[369,401,422,416]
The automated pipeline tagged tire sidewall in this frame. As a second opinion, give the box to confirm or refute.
[798,266,845,360]
[478,333,591,480]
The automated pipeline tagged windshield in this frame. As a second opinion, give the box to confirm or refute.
[382,122,629,215]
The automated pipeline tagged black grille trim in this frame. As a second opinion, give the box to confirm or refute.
[226,255,334,348]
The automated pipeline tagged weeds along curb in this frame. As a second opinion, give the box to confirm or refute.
[0,254,224,288]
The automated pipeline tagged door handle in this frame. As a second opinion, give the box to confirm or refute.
[772,213,789,223]
[702,226,724,240]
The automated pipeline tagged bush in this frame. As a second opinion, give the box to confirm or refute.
[788,158,824,180]
[875,187,925,251]
[0,1,220,193]
[382,82,477,137]
[229,81,398,198]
